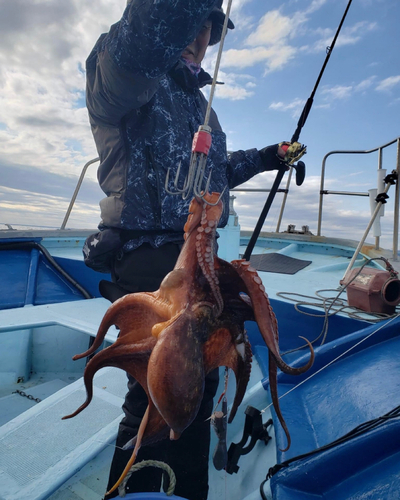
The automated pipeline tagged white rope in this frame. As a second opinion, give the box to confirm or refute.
[118,460,176,497]
[278,256,400,355]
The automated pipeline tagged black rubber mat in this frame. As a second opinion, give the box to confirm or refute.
[249,253,312,275]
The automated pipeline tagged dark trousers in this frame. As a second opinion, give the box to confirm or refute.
[104,243,219,500]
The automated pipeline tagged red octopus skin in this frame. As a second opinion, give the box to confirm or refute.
[63,192,314,494]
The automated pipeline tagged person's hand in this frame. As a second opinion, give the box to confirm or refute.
[259,142,307,172]
[277,141,307,164]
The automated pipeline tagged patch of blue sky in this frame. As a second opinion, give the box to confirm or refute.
[0,123,7,130]
[71,89,86,109]
[65,139,83,153]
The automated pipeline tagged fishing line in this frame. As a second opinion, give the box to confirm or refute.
[209,366,230,420]
[95,301,398,452]
[93,440,126,450]
[260,312,400,415]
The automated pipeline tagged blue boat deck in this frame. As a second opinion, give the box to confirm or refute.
[1,226,400,499]
[266,315,400,500]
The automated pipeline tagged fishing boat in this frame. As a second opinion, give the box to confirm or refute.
[1,135,399,500]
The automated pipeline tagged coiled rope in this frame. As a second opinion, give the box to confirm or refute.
[277,257,399,355]
[118,460,176,498]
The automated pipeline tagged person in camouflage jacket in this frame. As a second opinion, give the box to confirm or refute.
[85,1,290,499]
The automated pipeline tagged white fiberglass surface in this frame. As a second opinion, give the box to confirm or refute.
[0,324,88,425]
[209,361,275,500]
[47,361,275,500]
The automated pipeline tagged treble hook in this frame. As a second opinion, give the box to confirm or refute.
[165,158,226,206]
[165,162,188,195]
[164,125,224,205]
[193,155,210,198]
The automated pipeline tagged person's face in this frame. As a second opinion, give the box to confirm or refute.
[182,20,212,64]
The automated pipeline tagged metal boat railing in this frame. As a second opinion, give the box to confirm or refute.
[317,137,400,259]
[229,149,293,233]
[231,169,294,233]
[60,151,293,232]
[230,187,289,232]
[60,155,290,231]
[61,138,400,261]
[60,157,100,230]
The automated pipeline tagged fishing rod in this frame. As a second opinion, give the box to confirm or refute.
[243,0,353,261]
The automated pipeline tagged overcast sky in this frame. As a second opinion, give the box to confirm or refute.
[0,0,399,248]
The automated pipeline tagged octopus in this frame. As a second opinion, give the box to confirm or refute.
[63,192,314,495]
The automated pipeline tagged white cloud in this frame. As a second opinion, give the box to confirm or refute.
[337,21,377,46]
[222,0,253,31]
[0,0,124,183]
[221,2,377,78]
[222,45,297,72]
[220,9,303,74]
[202,68,256,100]
[305,0,328,15]
[269,98,306,118]
[305,21,377,53]
[375,75,400,92]
[268,73,383,114]
[317,76,379,104]
[215,85,254,100]
[202,50,257,101]
[355,76,377,92]
[321,85,353,100]
[245,10,304,47]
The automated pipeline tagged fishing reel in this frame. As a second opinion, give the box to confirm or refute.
[280,142,306,186]
[292,161,306,186]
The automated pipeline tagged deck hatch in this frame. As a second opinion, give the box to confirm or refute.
[249,253,311,274]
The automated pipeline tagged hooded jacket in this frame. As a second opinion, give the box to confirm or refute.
[86,0,274,256]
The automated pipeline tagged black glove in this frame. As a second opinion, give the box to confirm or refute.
[259,142,307,170]
[258,144,286,171]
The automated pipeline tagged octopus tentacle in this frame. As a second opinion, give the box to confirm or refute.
[228,330,252,423]
[63,337,156,420]
[122,407,170,451]
[231,259,314,375]
[203,325,252,423]
[72,293,167,360]
[268,351,291,452]
[65,191,315,495]
[195,200,224,315]
[106,402,151,496]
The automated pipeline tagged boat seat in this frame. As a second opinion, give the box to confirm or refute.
[0,366,127,500]
[0,298,118,343]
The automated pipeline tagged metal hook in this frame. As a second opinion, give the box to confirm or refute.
[198,186,227,206]
[193,155,210,198]
[165,162,187,195]
[165,151,225,206]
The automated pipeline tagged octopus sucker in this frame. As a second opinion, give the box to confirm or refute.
[64,192,314,493]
